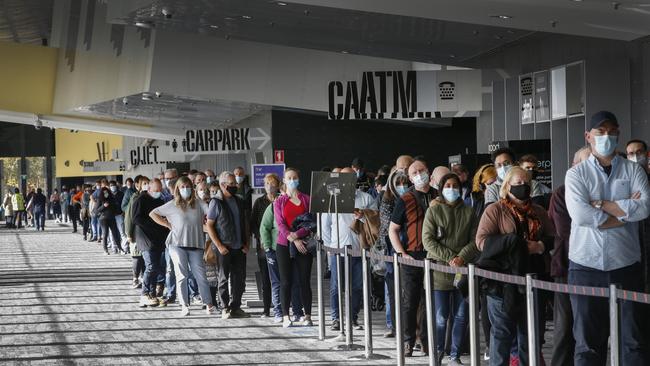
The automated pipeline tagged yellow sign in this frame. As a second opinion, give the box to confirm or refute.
[55,130,123,177]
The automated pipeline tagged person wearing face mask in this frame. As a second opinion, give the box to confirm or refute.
[161,169,178,202]
[208,182,220,199]
[124,176,150,290]
[379,170,411,338]
[388,159,434,357]
[485,147,516,206]
[132,179,169,307]
[205,171,251,319]
[195,182,210,204]
[233,166,253,213]
[519,154,552,208]
[351,157,372,193]
[79,185,92,240]
[476,166,554,366]
[322,167,378,332]
[194,172,207,187]
[626,139,650,293]
[109,180,128,252]
[273,168,312,328]
[205,169,216,185]
[429,166,451,199]
[60,186,70,224]
[451,164,472,204]
[121,177,136,212]
[565,111,650,366]
[422,173,479,365]
[150,177,216,317]
[250,174,282,318]
[94,186,127,255]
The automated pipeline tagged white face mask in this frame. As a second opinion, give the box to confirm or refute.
[197,190,206,199]
[179,187,192,200]
[141,183,149,192]
[497,165,511,181]
[411,172,429,189]
[629,153,648,166]
[235,176,244,184]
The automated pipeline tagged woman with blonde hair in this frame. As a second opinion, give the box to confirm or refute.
[470,164,497,219]
[476,166,554,365]
[150,176,215,316]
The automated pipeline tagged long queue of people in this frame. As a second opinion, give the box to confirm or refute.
[2,110,648,366]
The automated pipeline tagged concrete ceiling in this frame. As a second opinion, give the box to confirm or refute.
[73,93,269,130]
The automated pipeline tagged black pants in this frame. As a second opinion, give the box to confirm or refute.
[217,248,246,311]
[551,276,574,366]
[68,205,78,232]
[277,244,313,316]
[82,215,90,238]
[99,218,123,253]
[401,262,428,348]
[480,290,491,351]
[257,248,272,314]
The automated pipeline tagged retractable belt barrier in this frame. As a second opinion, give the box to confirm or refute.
[319,245,648,366]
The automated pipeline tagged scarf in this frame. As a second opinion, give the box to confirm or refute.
[501,198,542,241]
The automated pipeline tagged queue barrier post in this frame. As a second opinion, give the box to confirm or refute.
[394,253,405,366]
[609,284,620,366]
[468,264,481,366]
[423,259,437,366]
[526,274,538,366]
[362,248,373,358]
[344,246,353,346]
[316,238,325,341]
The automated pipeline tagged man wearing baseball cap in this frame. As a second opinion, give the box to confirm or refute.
[565,111,650,365]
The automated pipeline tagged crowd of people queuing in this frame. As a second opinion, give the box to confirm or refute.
[1,110,649,366]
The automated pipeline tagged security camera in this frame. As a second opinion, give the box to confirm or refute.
[162,7,173,19]
[155,91,162,98]
[34,119,43,130]
[122,97,129,105]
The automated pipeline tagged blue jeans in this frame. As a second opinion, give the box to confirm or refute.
[569,261,646,366]
[164,246,197,300]
[91,216,102,238]
[142,248,164,296]
[115,214,127,251]
[434,289,469,359]
[487,295,528,366]
[168,246,213,307]
[329,254,362,321]
[33,211,45,230]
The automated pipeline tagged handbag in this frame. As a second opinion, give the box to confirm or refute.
[203,239,218,265]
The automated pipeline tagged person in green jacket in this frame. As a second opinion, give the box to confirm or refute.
[422,173,479,366]
[260,202,281,322]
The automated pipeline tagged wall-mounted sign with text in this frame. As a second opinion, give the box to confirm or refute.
[169,127,271,156]
[327,69,482,120]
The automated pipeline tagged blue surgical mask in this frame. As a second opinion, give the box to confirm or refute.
[150,191,161,199]
[497,165,511,181]
[110,186,117,193]
[235,176,244,184]
[395,185,407,196]
[286,179,299,190]
[356,170,361,178]
[594,134,617,157]
[442,188,460,203]
[412,172,429,189]
[180,187,192,199]
[206,177,212,184]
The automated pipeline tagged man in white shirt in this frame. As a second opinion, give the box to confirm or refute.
[322,167,378,331]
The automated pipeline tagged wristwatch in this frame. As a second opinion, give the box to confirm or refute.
[594,200,603,209]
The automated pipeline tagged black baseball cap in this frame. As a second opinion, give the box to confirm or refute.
[589,111,619,130]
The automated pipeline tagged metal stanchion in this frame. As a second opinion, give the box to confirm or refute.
[423,259,436,366]
[609,284,620,366]
[344,246,353,346]
[316,235,325,341]
[394,253,405,366]
[349,249,389,361]
[468,264,480,366]
[526,274,538,366]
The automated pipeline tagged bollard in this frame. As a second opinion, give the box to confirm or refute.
[316,237,325,341]
[394,253,404,366]
[362,248,372,358]
[609,284,620,366]
[525,274,538,366]
[423,259,436,366]
[344,245,353,346]
[468,264,480,366]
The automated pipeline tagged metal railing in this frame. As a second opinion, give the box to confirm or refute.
[314,241,650,366]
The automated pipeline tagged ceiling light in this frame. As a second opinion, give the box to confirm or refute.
[210,25,219,29]
[449,54,456,58]
[341,50,349,54]
[224,17,234,20]
[134,20,154,28]
[242,15,252,19]
[142,93,152,101]
[490,15,513,19]
[571,0,583,2]
[277,2,287,5]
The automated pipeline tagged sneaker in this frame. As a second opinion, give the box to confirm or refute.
[260,313,270,318]
[230,308,250,318]
[448,358,463,366]
[484,349,490,361]
[180,306,190,316]
[291,314,302,322]
[509,355,520,366]
[206,305,216,315]
[104,250,110,255]
[283,317,293,328]
[138,295,149,308]
[331,319,340,331]
[383,329,395,338]
[353,319,363,330]
[222,309,232,320]
[303,318,313,326]
[131,279,140,289]
[191,296,202,305]
[155,284,164,298]
[404,343,413,358]
[273,316,283,323]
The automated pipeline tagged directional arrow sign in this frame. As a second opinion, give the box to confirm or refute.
[168,127,271,156]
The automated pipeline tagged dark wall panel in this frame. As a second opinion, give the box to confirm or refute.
[272,109,477,188]
[0,122,55,157]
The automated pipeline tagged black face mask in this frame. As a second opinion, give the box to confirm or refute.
[510,184,531,201]
[529,170,538,180]
[226,186,238,196]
